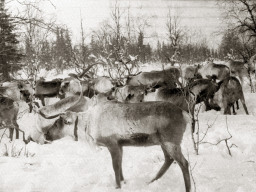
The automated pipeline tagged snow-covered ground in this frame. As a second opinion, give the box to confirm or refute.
[1,65,256,192]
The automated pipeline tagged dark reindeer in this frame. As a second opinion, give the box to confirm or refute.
[208,76,249,115]
[125,67,181,88]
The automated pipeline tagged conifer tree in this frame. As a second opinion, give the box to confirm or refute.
[0,0,22,81]
[137,31,145,62]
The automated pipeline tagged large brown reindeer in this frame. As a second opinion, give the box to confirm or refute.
[30,100,191,192]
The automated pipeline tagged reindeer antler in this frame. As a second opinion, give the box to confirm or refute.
[78,63,102,78]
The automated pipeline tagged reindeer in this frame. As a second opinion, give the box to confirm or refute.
[181,65,201,85]
[0,81,33,101]
[34,78,63,106]
[197,59,230,81]
[59,76,114,99]
[224,53,256,88]
[107,85,147,103]
[144,79,219,132]
[0,81,33,112]
[125,67,181,88]
[28,79,93,144]
[0,90,31,143]
[208,76,249,115]
[30,100,191,192]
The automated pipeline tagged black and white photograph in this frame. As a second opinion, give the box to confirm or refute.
[0,0,256,191]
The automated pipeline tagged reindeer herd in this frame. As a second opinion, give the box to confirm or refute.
[0,56,255,192]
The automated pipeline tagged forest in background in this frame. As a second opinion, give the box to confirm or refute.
[1,0,256,81]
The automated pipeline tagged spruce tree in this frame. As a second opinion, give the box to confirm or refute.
[0,0,22,81]
[137,31,145,62]
[53,27,73,71]
[64,29,72,66]
[40,40,52,70]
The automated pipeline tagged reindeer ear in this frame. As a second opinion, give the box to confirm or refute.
[59,115,65,121]
[62,111,77,125]
[125,94,134,101]
[63,118,73,125]
[112,87,116,91]
[17,82,23,89]
[63,81,70,87]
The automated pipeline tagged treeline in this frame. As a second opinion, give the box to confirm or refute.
[2,0,256,82]
[0,0,221,82]
[155,41,218,64]
[23,27,73,72]
[22,28,217,71]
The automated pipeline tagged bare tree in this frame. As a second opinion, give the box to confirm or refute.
[220,1,256,91]
[221,0,256,40]
[220,0,256,61]
[20,1,56,79]
[166,10,185,49]
[165,9,186,65]
[90,1,140,83]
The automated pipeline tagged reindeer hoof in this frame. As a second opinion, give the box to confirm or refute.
[115,185,121,189]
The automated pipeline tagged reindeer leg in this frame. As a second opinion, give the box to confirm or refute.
[150,145,174,183]
[204,98,212,111]
[17,128,27,144]
[14,122,19,139]
[232,104,236,115]
[9,128,14,141]
[28,102,33,113]
[163,142,191,192]
[223,100,231,115]
[224,106,231,115]
[240,98,249,115]
[190,104,196,133]
[108,143,123,188]
[239,74,244,88]
[236,100,239,110]
[120,147,124,181]
[41,96,46,106]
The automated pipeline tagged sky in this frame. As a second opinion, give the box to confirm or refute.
[8,0,226,48]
